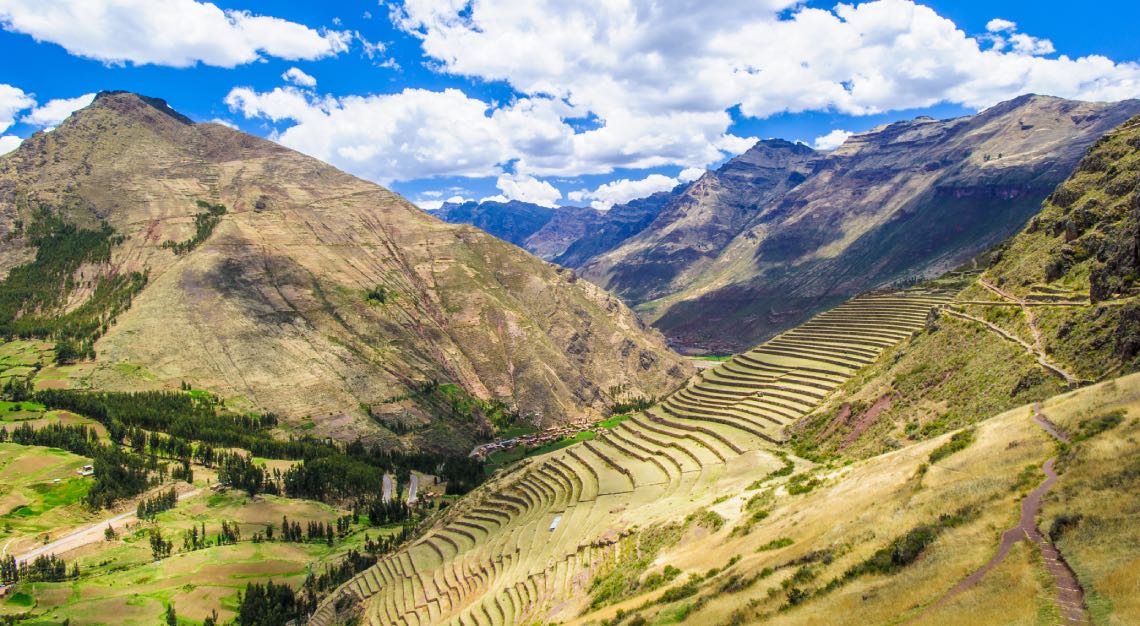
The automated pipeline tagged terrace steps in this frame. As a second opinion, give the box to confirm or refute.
[309,289,957,626]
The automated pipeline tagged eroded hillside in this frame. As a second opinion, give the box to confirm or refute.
[795,113,1140,461]
[0,92,693,450]
[592,96,1140,354]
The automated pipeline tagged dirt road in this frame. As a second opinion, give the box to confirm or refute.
[12,488,201,564]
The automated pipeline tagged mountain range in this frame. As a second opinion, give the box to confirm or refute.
[0,91,693,451]
[430,95,1140,353]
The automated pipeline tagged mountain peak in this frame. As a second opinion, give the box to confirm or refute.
[88,90,195,126]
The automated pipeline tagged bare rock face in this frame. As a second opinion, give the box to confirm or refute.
[0,91,693,449]
[583,95,1140,353]
[579,139,819,304]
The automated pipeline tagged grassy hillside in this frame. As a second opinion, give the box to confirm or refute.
[796,114,1140,461]
[0,92,693,451]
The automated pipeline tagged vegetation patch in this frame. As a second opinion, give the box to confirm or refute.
[757,537,794,552]
[1074,409,1125,442]
[0,206,146,362]
[162,200,226,255]
[928,428,976,463]
[588,522,688,610]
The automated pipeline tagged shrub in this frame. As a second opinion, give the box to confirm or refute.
[757,537,794,552]
[1075,410,1125,441]
[928,428,975,463]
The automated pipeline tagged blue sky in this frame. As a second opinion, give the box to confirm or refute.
[1,0,1138,210]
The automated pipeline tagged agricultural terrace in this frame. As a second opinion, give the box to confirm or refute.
[309,288,956,625]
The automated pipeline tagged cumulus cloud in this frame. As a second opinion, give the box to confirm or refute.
[986,18,1017,33]
[223,1,1140,195]
[0,0,352,67]
[812,129,853,151]
[482,174,562,208]
[282,67,317,88]
[0,134,21,154]
[22,92,95,128]
[0,83,34,133]
[569,172,690,210]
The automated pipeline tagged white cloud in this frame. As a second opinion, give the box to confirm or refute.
[223,1,1140,194]
[1008,33,1055,56]
[0,134,21,154]
[679,167,705,183]
[397,0,1140,118]
[418,193,470,210]
[0,83,34,133]
[22,92,95,128]
[986,18,1016,33]
[0,0,352,68]
[282,67,316,87]
[812,129,853,151]
[570,172,686,210]
[483,174,562,208]
[209,118,238,129]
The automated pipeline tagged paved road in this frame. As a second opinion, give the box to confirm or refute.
[12,488,201,564]
[382,474,393,503]
[407,474,418,504]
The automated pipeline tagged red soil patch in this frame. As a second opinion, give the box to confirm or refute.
[840,394,893,450]
[818,403,852,442]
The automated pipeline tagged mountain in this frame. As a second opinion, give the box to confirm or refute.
[313,113,1140,626]
[584,95,1140,353]
[0,91,693,450]
[795,111,1140,459]
[426,187,680,264]
[579,138,819,303]
[428,199,555,248]
[550,189,678,267]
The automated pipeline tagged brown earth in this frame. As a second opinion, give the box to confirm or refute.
[0,92,693,449]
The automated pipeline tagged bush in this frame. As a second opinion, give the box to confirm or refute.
[928,428,975,463]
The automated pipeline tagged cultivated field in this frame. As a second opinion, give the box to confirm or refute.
[309,289,963,625]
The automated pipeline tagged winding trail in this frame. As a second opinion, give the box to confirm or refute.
[941,307,1079,384]
[978,279,1046,353]
[925,405,1088,623]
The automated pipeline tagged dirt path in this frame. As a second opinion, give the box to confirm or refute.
[979,279,1046,353]
[12,488,201,565]
[941,307,1079,384]
[924,406,1088,623]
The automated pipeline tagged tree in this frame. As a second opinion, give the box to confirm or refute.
[164,603,177,626]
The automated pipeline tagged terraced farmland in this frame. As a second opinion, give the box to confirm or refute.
[308,289,954,626]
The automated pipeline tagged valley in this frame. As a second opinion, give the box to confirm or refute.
[0,86,1138,626]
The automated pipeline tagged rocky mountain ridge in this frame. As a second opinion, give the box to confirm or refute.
[0,91,694,450]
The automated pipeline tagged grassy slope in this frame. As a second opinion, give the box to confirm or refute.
[571,374,1140,626]
[795,115,1140,460]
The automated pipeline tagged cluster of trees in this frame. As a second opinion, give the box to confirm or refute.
[181,522,210,552]
[217,451,281,497]
[277,516,334,545]
[136,487,177,520]
[149,528,174,560]
[162,201,226,255]
[363,498,412,527]
[217,520,241,546]
[87,445,158,508]
[0,206,146,355]
[0,421,100,455]
[235,580,311,626]
[1,554,78,583]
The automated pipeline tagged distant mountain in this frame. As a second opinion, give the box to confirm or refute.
[0,92,693,451]
[428,200,555,248]
[551,190,679,268]
[425,186,682,263]
[579,139,819,304]
[582,95,1140,353]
